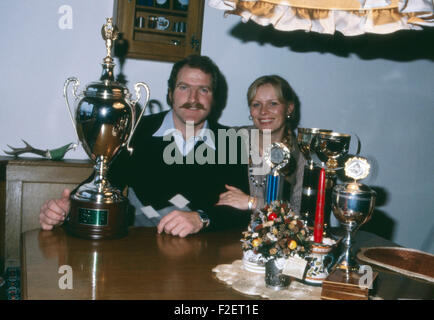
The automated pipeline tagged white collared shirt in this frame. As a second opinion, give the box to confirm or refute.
[153,110,216,156]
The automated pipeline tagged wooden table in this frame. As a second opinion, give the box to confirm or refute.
[21,227,434,300]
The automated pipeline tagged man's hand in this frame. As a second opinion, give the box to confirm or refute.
[157,210,203,238]
[39,188,71,230]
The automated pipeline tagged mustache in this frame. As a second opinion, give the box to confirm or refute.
[180,102,205,110]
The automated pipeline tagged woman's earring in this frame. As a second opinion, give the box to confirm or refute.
[286,113,292,119]
[249,115,253,120]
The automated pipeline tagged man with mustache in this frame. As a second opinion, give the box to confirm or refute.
[39,55,250,237]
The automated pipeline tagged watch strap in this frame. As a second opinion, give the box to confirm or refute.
[197,209,210,228]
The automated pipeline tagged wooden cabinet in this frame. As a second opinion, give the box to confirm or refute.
[115,0,205,62]
[0,157,93,271]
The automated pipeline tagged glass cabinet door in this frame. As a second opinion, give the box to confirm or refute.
[115,0,204,62]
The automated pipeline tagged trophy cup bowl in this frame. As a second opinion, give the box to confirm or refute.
[297,128,332,166]
[332,182,376,271]
[62,18,150,240]
[314,131,351,173]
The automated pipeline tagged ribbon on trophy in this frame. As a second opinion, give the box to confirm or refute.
[263,142,291,204]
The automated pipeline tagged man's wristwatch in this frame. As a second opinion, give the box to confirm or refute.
[197,210,210,228]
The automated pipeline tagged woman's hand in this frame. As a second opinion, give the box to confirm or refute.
[216,185,251,210]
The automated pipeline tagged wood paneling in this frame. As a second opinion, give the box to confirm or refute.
[0,157,93,271]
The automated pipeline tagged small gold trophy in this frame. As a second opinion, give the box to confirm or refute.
[314,131,351,183]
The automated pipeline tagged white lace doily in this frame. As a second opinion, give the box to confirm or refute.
[213,259,322,300]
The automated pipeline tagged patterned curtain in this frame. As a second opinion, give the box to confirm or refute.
[208,0,434,36]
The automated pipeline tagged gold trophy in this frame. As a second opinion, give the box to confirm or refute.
[297,128,332,169]
[63,18,150,239]
[314,131,351,182]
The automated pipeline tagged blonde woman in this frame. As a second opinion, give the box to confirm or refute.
[216,75,304,213]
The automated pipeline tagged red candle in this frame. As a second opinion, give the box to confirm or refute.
[314,168,326,243]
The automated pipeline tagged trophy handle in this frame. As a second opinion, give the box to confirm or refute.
[354,133,361,155]
[63,77,81,147]
[126,82,151,154]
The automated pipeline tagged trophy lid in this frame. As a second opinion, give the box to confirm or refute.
[297,127,332,135]
[82,18,128,100]
[333,182,375,197]
[84,78,129,99]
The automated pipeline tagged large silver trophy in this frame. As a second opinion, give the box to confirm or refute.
[63,18,150,239]
[332,157,376,271]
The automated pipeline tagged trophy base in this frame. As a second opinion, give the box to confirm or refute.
[320,268,378,300]
[64,196,129,240]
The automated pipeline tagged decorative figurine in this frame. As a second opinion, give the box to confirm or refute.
[4,140,76,161]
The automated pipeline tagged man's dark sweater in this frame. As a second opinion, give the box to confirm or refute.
[108,111,251,231]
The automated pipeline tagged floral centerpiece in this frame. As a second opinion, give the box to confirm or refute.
[241,200,311,272]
